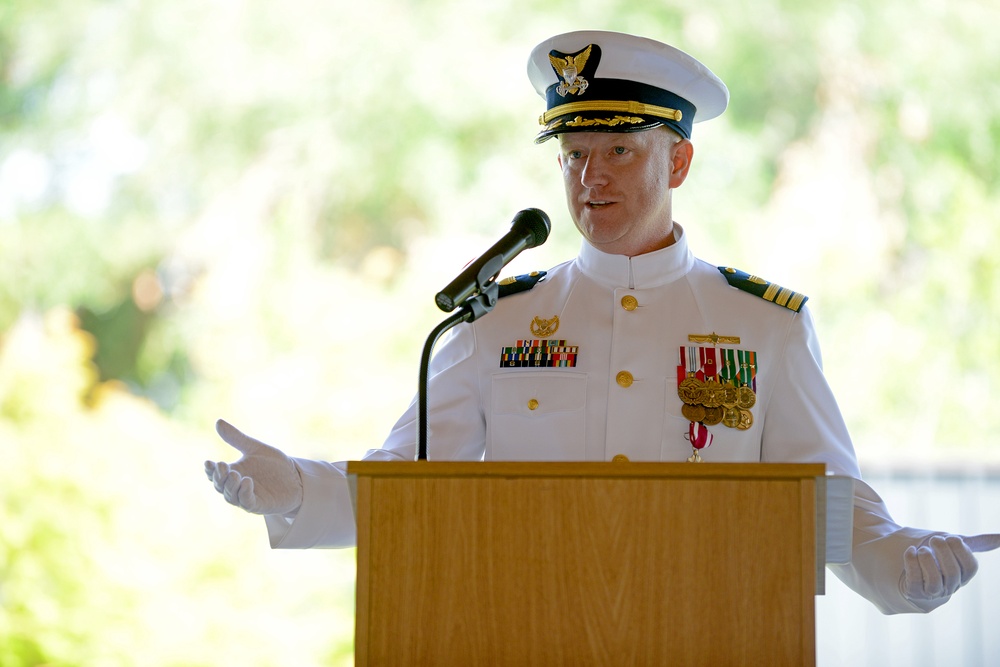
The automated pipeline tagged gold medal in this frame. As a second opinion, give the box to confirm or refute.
[702,406,724,426]
[701,377,724,408]
[737,408,754,430]
[737,385,756,410]
[736,351,757,410]
[677,374,705,404]
[722,407,741,429]
[681,403,707,422]
[722,384,739,408]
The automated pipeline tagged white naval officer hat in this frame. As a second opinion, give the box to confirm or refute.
[527,30,729,143]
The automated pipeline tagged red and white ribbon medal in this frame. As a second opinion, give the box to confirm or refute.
[677,345,716,462]
[687,421,713,462]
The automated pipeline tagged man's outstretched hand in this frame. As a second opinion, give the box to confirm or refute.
[901,535,979,604]
[204,419,303,516]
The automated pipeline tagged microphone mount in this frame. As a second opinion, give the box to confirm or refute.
[416,256,503,461]
[415,208,550,461]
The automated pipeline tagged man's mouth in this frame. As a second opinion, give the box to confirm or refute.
[587,200,613,208]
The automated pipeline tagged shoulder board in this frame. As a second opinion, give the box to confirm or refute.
[717,266,808,313]
[498,271,547,299]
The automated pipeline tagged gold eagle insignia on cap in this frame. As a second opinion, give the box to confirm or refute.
[549,45,592,97]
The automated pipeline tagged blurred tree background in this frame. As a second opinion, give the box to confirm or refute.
[1,0,998,664]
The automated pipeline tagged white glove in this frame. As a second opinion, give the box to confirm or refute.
[901,535,979,603]
[204,419,304,516]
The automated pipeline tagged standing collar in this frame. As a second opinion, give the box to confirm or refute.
[576,224,695,289]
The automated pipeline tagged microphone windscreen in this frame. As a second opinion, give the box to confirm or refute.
[512,208,551,248]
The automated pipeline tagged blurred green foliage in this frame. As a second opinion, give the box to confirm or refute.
[2,0,999,664]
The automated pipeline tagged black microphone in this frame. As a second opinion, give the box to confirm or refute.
[435,208,551,312]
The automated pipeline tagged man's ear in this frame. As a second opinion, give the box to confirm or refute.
[669,139,694,188]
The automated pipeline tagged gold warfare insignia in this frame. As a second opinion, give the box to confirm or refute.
[530,315,559,337]
[549,45,592,97]
[688,332,741,345]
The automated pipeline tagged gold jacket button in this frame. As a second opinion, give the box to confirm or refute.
[527,398,539,411]
[616,371,634,388]
[611,454,630,463]
[621,295,638,311]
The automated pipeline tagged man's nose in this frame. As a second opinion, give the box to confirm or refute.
[580,155,609,188]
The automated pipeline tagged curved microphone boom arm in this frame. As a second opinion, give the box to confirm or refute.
[416,209,550,461]
[417,257,502,461]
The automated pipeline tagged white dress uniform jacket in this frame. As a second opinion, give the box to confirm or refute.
[264,225,948,614]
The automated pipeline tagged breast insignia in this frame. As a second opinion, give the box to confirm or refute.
[718,267,808,313]
[530,315,559,337]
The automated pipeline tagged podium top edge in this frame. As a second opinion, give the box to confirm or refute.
[346,461,827,480]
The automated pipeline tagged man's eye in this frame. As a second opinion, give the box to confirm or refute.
[613,146,627,155]
[568,150,583,159]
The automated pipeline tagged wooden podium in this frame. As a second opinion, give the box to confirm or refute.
[348,461,828,666]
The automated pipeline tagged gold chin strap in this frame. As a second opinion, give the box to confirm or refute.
[540,99,682,125]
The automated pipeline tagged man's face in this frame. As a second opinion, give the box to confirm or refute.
[557,128,692,257]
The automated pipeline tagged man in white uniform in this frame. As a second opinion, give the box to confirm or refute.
[206,30,987,614]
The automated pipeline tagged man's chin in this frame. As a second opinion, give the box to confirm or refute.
[580,230,630,253]
[576,211,621,235]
